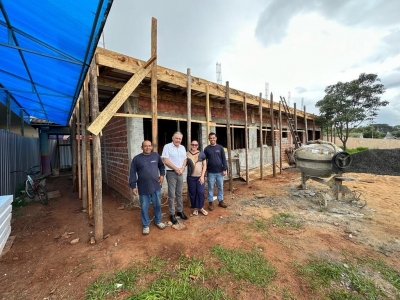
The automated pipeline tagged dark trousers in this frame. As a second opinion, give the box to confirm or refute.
[187,176,205,209]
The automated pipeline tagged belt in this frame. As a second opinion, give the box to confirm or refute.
[166,170,175,172]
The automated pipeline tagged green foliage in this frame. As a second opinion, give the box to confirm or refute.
[346,147,369,154]
[316,73,387,149]
[360,258,400,290]
[85,268,139,299]
[211,245,276,285]
[270,213,301,228]
[295,257,386,299]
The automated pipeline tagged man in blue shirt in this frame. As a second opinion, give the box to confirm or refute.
[129,140,166,235]
[204,132,228,211]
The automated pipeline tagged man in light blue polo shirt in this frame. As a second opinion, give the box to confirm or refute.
[161,132,188,224]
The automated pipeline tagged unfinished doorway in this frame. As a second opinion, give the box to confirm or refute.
[143,119,201,154]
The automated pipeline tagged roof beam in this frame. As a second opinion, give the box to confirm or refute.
[87,55,156,135]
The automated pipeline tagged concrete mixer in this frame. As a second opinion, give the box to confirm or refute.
[294,140,353,196]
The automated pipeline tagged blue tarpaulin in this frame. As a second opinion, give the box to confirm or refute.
[0,0,113,126]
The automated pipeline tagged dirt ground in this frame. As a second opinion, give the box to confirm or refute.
[0,168,399,299]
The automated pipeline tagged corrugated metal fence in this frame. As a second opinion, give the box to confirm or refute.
[0,130,40,196]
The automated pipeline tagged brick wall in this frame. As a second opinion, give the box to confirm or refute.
[101,114,131,201]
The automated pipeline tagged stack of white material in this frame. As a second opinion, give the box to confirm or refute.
[0,195,13,255]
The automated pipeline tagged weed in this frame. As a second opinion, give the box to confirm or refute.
[143,256,168,274]
[85,268,139,299]
[271,213,301,228]
[295,257,385,299]
[247,217,269,232]
[360,258,400,290]
[211,245,276,286]
[346,147,369,154]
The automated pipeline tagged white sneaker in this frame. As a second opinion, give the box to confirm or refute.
[155,222,166,230]
[142,227,150,235]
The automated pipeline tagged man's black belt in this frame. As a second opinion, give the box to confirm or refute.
[166,170,174,172]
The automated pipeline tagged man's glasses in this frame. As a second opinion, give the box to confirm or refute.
[191,144,198,146]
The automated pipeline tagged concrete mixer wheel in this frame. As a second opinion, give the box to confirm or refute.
[333,152,352,169]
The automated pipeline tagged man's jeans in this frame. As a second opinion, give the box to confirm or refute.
[166,171,183,214]
[207,172,224,202]
[139,190,162,227]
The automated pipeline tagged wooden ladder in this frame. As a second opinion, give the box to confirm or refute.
[280,96,302,149]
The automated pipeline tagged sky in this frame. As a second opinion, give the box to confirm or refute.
[102,0,400,126]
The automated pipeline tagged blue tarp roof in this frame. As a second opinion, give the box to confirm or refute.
[0,0,113,126]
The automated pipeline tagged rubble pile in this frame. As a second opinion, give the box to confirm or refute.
[345,149,400,176]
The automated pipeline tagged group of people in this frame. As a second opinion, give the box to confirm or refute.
[129,132,228,235]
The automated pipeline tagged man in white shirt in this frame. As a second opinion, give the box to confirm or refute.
[161,132,188,224]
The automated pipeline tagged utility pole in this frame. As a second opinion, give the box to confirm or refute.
[216,62,222,84]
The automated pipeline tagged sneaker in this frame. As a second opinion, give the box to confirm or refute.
[218,200,227,208]
[155,222,166,230]
[208,201,214,211]
[142,227,150,235]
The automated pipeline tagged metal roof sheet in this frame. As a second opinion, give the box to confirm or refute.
[0,0,113,126]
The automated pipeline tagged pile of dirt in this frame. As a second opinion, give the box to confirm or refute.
[345,148,400,176]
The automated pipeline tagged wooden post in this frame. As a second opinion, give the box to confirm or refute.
[304,105,308,144]
[294,102,297,135]
[77,101,82,199]
[225,81,233,191]
[231,128,234,150]
[312,115,316,141]
[259,93,263,180]
[151,17,158,152]
[84,76,93,218]
[244,95,249,184]
[279,101,282,175]
[89,59,103,241]
[187,68,191,149]
[80,91,88,208]
[71,108,78,192]
[20,110,24,136]
[6,95,11,131]
[206,85,210,143]
[270,93,276,177]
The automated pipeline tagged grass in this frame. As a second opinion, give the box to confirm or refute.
[211,245,276,286]
[346,147,369,154]
[295,257,388,299]
[247,217,269,232]
[85,268,139,299]
[270,213,301,228]
[360,258,400,291]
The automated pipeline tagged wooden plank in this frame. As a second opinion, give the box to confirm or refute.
[187,68,191,149]
[80,87,88,208]
[244,95,249,184]
[270,93,276,177]
[225,81,233,191]
[88,55,156,135]
[206,85,210,140]
[77,95,82,199]
[84,75,93,218]
[304,105,308,143]
[151,17,158,152]
[89,59,103,240]
[279,101,282,174]
[259,93,263,180]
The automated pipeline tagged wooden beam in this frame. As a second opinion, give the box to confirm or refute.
[225,81,233,191]
[20,110,24,136]
[76,98,82,199]
[244,95,249,184]
[80,85,88,209]
[304,105,308,143]
[259,93,263,180]
[151,17,158,152]
[279,101,282,175]
[89,59,103,241]
[206,85,210,140]
[88,55,156,135]
[270,93,276,177]
[187,68,191,149]
[71,108,77,192]
[84,75,93,217]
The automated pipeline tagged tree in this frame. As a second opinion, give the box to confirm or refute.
[316,73,388,150]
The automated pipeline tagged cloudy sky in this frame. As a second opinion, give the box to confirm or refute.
[102,0,400,126]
